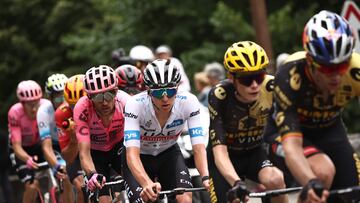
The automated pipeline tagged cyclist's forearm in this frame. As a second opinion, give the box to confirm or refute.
[283,139,317,185]
[12,142,31,162]
[78,143,96,175]
[212,145,241,186]
[42,138,58,167]
[126,148,153,187]
[61,142,78,164]
[193,144,209,177]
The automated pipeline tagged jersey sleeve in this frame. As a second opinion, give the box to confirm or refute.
[55,105,72,150]
[273,65,302,140]
[74,97,91,143]
[36,100,54,141]
[184,94,205,145]
[348,53,360,96]
[117,90,132,108]
[8,106,22,143]
[208,84,228,147]
[124,97,142,148]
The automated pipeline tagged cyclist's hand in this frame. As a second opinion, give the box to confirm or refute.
[140,182,161,202]
[87,173,106,192]
[52,163,67,179]
[26,156,39,169]
[299,179,329,203]
[227,180,249,203]
[201,176,210,191]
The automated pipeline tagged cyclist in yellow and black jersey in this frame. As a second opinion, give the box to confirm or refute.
[208,41,288,203]
[265,10,360,203]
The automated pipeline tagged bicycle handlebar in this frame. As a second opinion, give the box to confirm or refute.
[329,185,360,196]
[249,187,302,198]
[158,187,207,196]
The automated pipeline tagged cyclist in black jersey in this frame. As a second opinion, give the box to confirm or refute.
[264,10,360,203]
[207,41,288,203]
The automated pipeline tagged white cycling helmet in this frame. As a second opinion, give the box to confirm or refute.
[143,59,181,88]
[45,73,68,95]
[129,45,155,62]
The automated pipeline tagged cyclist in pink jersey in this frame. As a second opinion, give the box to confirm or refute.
[8,80,47,203]
[74,65,130,202]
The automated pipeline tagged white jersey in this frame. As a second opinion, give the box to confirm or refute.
[37,99,58,144]
[124,91,205,156]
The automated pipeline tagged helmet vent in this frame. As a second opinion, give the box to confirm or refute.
[345,42,352,55]
[261,55,265,65]
[227,61,235,68]
[324,38,333,57]
[321,20,328,30]
[311,30,318,39]
[336,37,342,56]
[242,53,251,66]
[235,60,245,68]
[253,50,258,66]
[231,51,237,56]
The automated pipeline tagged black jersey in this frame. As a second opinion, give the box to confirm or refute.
[208,75,274,151]
[272,51,360,140]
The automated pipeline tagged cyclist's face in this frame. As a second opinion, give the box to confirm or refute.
[22,99,40,119]
[150,87,177,113]
[51,92,65,109]
[230,73,263,103]
[90,89,117,116]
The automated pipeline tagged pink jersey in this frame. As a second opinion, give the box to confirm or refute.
[74,90,130,151]
[8,99,51,147]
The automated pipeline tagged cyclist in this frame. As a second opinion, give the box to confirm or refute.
[111,48,134,67]
[207,41,288,203]
[74,65,130,203]
[55,74,87,203]
[123,59,210,203]
[36,73,74,202]
[155,45,191,91]
[264,10,359,203]
[115,64,143,95]
[8,80,48,203]
[129,45,155,73]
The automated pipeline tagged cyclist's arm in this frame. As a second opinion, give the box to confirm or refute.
[283,135,317,185]
[207,86,240,185]
[192,144,209,178]
[212,145,241,186]
[78,141,96,175]
[12,141,31,162]
[41,138,58,167]
[126,147,153,187]
[60,132,78,164]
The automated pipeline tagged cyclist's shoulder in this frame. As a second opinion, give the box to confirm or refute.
[8,102,23,115]
[209,80,233,101]
[175,90,197,103]
[276,51,307,76]
[116,89,131,104]
[55,102,72,118]
[37,99,54,114]
[73,96,91,112]
[349,52,360,69]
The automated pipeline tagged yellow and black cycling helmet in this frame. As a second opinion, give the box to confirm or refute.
[224,41,269,74]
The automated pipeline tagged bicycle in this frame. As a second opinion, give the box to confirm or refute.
[83,174,129,203]
[16,161,64,203]
[329,185,360,203]
[248,187,302,203]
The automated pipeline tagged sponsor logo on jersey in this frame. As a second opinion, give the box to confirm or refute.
[166,119,184,128]
[124,130,140,141]
[176,95,187,100]
[189,109,200,117]
[124,112,138,119]
[189,127,203,137]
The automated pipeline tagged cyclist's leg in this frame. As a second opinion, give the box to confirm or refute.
[121,150,143,203]
[158,145,192,203]
[207,147,232,203]
[248,146,288,203]
[110,143,125,200]
[67,157,84,203]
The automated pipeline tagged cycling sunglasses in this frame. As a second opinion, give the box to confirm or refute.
[89,89,117,103]
[312,61,349,75]
[234,72,266,87]
[150,87,177,99]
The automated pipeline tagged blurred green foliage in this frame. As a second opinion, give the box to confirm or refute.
[0,0,359,132]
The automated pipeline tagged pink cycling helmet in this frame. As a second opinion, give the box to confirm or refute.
[84,65,118,94]
[16,80,43,102]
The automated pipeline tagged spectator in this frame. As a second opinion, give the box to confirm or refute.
[194,72,211,107]
[203,62,225,87]
[155,45,191,91]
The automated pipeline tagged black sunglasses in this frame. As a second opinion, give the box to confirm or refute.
[234,72,266,87]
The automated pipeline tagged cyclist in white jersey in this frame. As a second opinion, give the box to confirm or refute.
[123,59,210,203]
[37,73,74,202]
